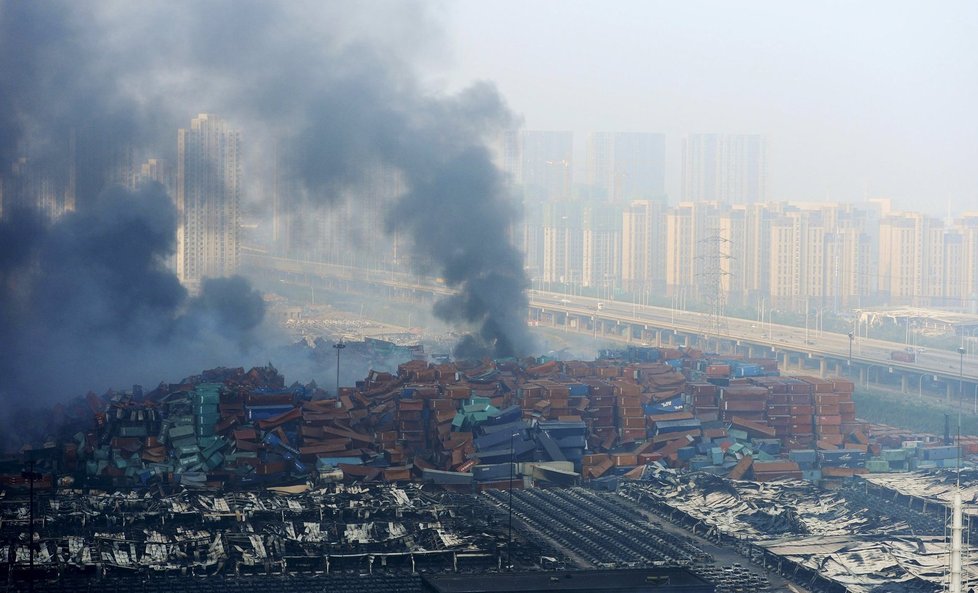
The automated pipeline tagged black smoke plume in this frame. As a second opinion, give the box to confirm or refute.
[0,184,266,404]
[0,1,533,409]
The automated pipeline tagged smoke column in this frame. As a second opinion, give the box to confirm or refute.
[0,0,532,407]
[0,184,267,398]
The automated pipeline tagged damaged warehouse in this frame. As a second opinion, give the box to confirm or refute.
[0,484,504,577]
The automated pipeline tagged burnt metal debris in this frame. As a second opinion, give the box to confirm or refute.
[0,482,769,592]
[0,484,499,582]
[619,465,978,593]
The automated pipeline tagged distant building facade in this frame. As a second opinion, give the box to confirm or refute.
[139,158,174,194]
[502,130,574,203]
[682,134,766,204]
[585,132,665,203]
[621,200,666,298]
[499,129,574,286]
[176,113,241,289]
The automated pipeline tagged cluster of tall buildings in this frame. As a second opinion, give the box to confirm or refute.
[4,120,976,315]
[501,131,766,205]
[0,114,241,292]
[503,131,978,313]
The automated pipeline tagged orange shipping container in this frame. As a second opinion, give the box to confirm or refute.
[814,394,840,405]
[619,428,647,441]
[816,415,842,426]
[617,394,642,406]
[723,400,767,412]
[612,453,639,466]
[832,379,855,393]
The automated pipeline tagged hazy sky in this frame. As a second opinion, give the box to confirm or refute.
[440,1,978,215]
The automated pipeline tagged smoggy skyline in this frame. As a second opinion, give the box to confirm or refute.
[441,1,978,216]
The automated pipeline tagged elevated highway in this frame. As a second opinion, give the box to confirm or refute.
[528,292,978,403]
[243,252,978,406]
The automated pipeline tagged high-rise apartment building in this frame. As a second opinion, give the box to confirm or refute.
[681,134,766,204]
[2,156,65,221]
[621,200,666,297]
[176,113,241,289]
[310,166,404,270]
[585,132,665,202]
[502,130,573,203]
[665,203,697,294]
[958,214,978,313]
[877,211,942,306]
[823,229,873,310]
[139,158,173,193]
[581,204,622,292]
[541,201,583,285]
[766,209,803,307]
[665,201,727,298]
[940,230,966,308]
[762,203,879,310]
[719,205,761,305]
[499,130,574,286]
[2,132,74,221]
[70,125,139,211]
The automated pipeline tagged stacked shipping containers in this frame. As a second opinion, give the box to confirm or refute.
[615,381,646,444]
[686,383,720,421]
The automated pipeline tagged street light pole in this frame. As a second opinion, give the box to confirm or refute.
[507,432,518,571]
[959,346,966,409]
[804,296,809,344]
[21,452,41,593]
[848,332,854,372]
[333,341,346,397]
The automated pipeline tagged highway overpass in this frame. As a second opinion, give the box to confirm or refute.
[242,252,978,406]
[527,292,978,403]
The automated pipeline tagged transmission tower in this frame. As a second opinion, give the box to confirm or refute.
[696,228,733,354]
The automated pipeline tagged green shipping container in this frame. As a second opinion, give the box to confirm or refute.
[866,459,890,473]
